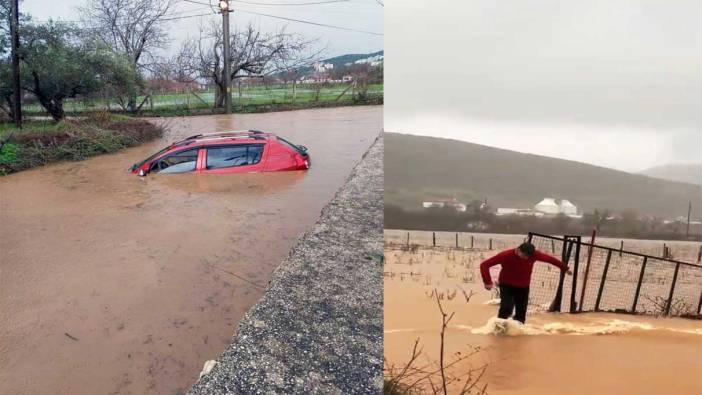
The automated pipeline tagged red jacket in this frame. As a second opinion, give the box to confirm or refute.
[480,248,567,288]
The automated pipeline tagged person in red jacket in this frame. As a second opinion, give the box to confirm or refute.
[480,242,572,323]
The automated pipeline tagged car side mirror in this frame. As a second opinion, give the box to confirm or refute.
[138,169,147,177]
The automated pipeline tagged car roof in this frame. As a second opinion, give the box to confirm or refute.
[171,130,276,148]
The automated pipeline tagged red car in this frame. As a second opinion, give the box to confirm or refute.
[130,130,310,176]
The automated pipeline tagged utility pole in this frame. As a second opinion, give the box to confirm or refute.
[10,0,22,128]
[686,201,691,238]
[219,1,232,114]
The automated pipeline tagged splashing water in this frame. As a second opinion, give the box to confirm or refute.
[464,317,697,336]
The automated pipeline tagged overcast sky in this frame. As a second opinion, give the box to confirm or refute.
[385,0,701,172]
[22,0,383,58]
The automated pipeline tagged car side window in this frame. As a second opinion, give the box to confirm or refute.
[151,148,199,174]
[206,145,264,169]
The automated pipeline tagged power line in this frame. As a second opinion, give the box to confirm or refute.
[235,9,382,35]
[232,0,350,5]
[161,12,215,21]
[182,0,219,8]
[28,7,215,24]
[28,5,382,36]
[29,10,216,25]
[184,0,350,6]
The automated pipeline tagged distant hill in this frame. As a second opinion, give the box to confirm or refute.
[286,50,384,77]
[323,50,384,68]
[385,133,702,219]
[640,163,702,186]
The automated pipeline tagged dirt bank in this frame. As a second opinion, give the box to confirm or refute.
[0,106,382,395]
[189,134,384,394]
[0,115,164,175]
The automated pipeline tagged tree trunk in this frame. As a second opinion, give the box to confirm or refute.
[47,99,65,122]
[2,94,15,121]
[35,94,65,121]
[214,82,226,108]
[127,95,137,113]
[40,99,65,121]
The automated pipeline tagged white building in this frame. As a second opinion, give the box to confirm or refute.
[422,199,467,212]
[535,198,560,215]
[354,54,384,65]
[453,203,468,212]
[312,62,334,73]
[559,199,578,215]
[423,201,445,209]
[496,208,544,217]
[497,198,579,218]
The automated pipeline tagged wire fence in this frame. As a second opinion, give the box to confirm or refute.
[384,230,518,251]
[528,232,702,318]
[20,83,384,115]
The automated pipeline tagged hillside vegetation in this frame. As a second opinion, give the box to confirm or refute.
[385,133,702,219]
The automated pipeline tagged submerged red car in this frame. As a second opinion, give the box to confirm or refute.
[130,130,309,175]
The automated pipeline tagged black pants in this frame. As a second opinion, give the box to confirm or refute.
[498,284,530,323]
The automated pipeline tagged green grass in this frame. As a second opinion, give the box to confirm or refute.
[21,83,384,116]
[0,115,164,175]
[0,142,19,165]
[0,120,67,138]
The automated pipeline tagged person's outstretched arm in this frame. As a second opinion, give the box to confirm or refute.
[534,251,572,274]
[480,250,509,289]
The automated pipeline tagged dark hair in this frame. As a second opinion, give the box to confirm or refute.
[518,242,536,257]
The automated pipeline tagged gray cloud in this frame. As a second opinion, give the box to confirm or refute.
[22,0,384,58]
[386,0,701,168]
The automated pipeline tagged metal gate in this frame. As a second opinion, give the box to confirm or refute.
[527,233,702,318]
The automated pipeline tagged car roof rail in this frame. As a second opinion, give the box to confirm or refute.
[173,130,270,145]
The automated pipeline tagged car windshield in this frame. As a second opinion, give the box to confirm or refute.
[132,146,173,170]
[152,148,199,174]
[133,141,198,170]
[277,137,307,155]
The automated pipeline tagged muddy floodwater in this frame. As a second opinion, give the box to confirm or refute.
[0,106,382,394]
[384,230,702,395]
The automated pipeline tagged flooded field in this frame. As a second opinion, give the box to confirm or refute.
[384,230,702,395]
[0,106,382,395]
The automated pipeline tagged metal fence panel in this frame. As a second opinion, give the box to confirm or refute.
[528,233,702,318]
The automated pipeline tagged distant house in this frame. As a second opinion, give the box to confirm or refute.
[301,72,332,83]
[559,200,578,215]
[423,201,445,209]
[422,199,467,212]
[312,62,334,73]
[454,203,468,212]
[535,198,561,215]
[354,54,384,65]
[497,197,579,218]
[533,198,579,216]
[496,208,544,217]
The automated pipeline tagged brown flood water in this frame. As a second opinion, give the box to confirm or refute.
[0,106,382,395]
[384,237,702,395]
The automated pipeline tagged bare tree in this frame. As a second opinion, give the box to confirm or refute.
[174,21,320,109]
[79,0,174,111]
